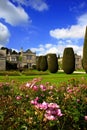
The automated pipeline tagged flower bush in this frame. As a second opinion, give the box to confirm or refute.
[0,77,87,130]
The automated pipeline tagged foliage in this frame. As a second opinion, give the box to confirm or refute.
[40,56,48,71]
[62,47,75,74]
[83,26,87,73]
[0,71,21,76]
[36,56,42,71]
[0,77,87,129]
[47,54,58,73]
[6,61,17,70]
[22,70,49,76]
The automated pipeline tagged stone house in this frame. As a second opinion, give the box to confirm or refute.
[19,49,36,69]
[0,48,36,70]
[75,54,82,70]
[7,53,19,64]
[0,50,6,70]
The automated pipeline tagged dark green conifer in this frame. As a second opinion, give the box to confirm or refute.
[40,56,48,71]
[83,26,87,73]
[36,56,42,71]
[47,54,58,73]
[62,47,75,74]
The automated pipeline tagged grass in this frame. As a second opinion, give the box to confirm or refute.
[0,70,87,86]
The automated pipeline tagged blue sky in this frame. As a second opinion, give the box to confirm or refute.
[0,0,87,56]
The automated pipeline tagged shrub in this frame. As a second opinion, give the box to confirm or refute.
[0,77,87,129]
[40,56,48,71]
[62,47,75,74]
[83,26,87,73]
[32,64,36,70]
[0,71,21,76]
[6,61,17,70]
[36,56,42,71]
[47,54,58,73]
[22,70,49,76]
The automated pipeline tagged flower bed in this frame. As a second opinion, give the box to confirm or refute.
[0,77,87,130]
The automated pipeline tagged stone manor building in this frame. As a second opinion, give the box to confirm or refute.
[0,49,36,70]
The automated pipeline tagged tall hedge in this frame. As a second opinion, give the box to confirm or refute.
[36,56,42,71]
[47,54,58,73]
[83,26,87,73]
[62,47,75,74]
[6,61,17,70]
[40,56,48,71]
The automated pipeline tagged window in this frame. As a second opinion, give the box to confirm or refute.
[26,55,32,60]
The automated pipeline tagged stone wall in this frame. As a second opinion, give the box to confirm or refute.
[0,57,6,70]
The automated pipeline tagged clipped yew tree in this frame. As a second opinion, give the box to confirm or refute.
[40,56,48,71]
[62,47,75,74]
[83,26,87,73]
[36,56,42,71]
[47,54,58,73]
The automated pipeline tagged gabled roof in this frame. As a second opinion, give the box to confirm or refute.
[25,49,32,53]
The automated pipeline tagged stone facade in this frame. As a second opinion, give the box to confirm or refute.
[7,53,19,63]
[20,49,36,69]
[0,57,6,70]
[0,50,6,70]
[0,49,36,70]
[75,54,82,70]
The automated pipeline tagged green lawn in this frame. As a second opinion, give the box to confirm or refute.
[0,70,87,86]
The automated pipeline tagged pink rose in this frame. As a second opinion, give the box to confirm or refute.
[84,116,87,121]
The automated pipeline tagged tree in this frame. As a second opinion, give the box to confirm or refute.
[62,47,75,74]
[36,56,42,71]
[83,26,87,73]
[47,54,58,73]
[40,56,48,71]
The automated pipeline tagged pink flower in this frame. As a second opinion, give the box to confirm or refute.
[48,103,59,109]
[77,99,80,102]
[67,89,73,93]
[16,96,22,100]
[0,83,3,88]
[30,97,39,105]
[46,108,63,117]
[33,85,38,91]
[40,101,48,110]
[30,100,37,105]
[40,84,46,91]
[26,83,31,88]
[49,86,53,90]
[35,101,48,110]
[56,109,63,117]
[46,109,57,115]
[35,97,39,101]
[44,114,57,120]
[26,95,29,98]
[84,116,87,121]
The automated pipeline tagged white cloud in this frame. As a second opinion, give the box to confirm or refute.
[77,13,87,25]
[31,40,83,56]
[12,0,48,11]
[12,0,28,6]
[0,0,30,26]
[50,25,85,39]
[31,12,87,57]
[69,1,86,13]
[45,43,52,49]
[47,13,87,57]
[50,12,87,39]
[28,0,48,11]
[0,22,10,46]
